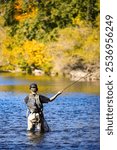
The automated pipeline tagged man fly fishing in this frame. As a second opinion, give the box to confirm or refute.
[24,83,62,133]
[24,73,89,133]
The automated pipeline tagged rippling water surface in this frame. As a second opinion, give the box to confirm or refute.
[0,73,100,150]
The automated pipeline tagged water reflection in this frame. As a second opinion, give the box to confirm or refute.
[27,131,45,144]
[0,73,99,95]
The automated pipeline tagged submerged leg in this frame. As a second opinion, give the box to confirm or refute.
[27,116,35,131]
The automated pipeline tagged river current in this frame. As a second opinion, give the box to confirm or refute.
[0,73,100,150]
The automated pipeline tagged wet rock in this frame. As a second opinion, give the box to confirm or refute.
[69,69,100,81]
[70,70,87,81]
[32,69,44,76]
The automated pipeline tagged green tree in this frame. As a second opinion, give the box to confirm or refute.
[3,0,99,40]
[4,0,16,26]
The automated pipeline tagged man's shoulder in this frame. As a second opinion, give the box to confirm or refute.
[39,94,48,99]
[39,94,50,103]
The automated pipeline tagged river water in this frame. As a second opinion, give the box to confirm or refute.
[0,73,100,150]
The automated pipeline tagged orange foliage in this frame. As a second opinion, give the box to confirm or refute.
[14,0,23,12]
[15,10,37,21]
[14,0,38,21]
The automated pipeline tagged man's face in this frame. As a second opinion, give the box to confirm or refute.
[31,87,37,93]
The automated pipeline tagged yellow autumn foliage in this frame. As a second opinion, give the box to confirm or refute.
[44,24,99,75]
[1,3,99,75]
[68,29,99,63]
[2,39,52,72]
[73,16,87,27]
[23,40,52,69]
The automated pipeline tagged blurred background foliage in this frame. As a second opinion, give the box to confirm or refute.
[0,0,100,76]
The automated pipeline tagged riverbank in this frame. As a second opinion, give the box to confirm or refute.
[0,64,100,82]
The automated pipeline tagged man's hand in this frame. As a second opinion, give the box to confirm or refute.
[50,90,63,101]
[56,90,63,96]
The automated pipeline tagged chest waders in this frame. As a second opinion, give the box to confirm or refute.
[27,94,45,132]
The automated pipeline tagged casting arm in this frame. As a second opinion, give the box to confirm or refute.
[49,91,63,101]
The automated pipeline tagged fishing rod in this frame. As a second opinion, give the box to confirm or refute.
[61,72,90,93]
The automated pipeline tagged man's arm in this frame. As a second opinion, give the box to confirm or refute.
[24,95,29,104]
[49,91,62,101]
[39,91,63,103]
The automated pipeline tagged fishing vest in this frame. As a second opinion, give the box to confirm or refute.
[27,93,43,113]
